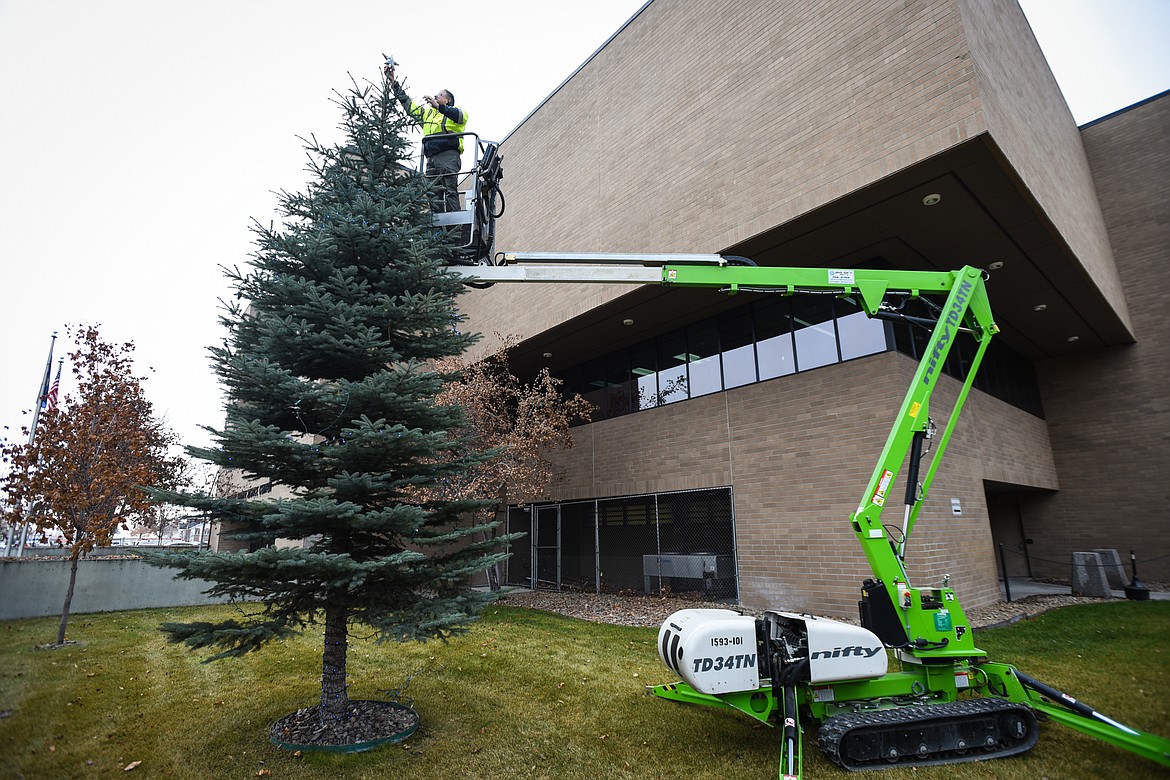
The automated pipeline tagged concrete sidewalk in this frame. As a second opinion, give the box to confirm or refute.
[1000,577,1169,601]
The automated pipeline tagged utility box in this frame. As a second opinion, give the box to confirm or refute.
[644,553,735,594]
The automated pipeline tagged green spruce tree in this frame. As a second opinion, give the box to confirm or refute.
[150,72,506,737]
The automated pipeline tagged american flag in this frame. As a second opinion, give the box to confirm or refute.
[45,360,62,411]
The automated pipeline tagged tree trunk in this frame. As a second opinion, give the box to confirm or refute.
[486,487,507,592]
[57,552,81,645]
[320,602,349,716]
[486,547,501,591]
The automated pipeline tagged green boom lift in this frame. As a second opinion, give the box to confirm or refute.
[451,252,1170,778]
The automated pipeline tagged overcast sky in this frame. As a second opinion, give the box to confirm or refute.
[1,0,1168,458]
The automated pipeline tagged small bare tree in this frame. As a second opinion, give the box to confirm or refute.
[419,338,593,589]
[0,326,183,645]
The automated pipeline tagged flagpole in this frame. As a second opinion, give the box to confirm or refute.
[27,333,58,447]
[7,333,57,557]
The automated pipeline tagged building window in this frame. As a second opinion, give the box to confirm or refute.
[687,320,723,398]
[887,320,1045,418]
[505,487,736,597]
[656,332,689,406]
[792,295,838,371]
[755,296,796,380]
[718,307,757,389]
[837,296,890,360]
[553,294,1043,423]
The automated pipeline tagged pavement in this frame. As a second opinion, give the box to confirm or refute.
[1000,577,1169,601]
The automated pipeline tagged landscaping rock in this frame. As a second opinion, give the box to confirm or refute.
[498,589,1116,630]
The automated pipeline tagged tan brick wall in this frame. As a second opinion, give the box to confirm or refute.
[1031,94,1170,580]
[956,0,1131,334]
[545,351,1056,617]
[459,0,1128,356]
[459,0,988,356]
[451,0,1157,608]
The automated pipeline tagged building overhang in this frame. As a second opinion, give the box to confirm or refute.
[508,136,1133,379]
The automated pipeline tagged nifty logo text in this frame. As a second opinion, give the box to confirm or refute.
[922,279,973,386]
[810,645,883,660]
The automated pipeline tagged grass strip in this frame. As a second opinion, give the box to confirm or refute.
[0,600,1166,779]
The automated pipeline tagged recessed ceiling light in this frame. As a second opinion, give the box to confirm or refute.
[542,352,553,358]
[1033,304,1047,312]
[1067,335,1080,342]
[922,193,942,206]
[988,261,1004,270]
[622,318,635,326]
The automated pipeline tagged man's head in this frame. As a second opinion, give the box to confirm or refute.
[438,89,454,106]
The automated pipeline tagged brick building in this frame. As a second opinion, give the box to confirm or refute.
[456,0,1170,616]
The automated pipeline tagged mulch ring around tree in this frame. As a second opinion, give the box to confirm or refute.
[270,700,418,753]
[33,640,86,651]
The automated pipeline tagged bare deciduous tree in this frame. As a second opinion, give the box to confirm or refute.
[417,338,593,589]
[0,325,183,645]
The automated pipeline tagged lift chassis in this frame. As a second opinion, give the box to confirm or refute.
[451,255,1170,777]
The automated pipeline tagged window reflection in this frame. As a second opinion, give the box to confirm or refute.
[755,297,795,380]
[792,296,838,371]
[718,308,756,388]
[604,353,632,417]
[629,342,658,411]
[687,321,722,397]
[579,357,608,419]
[553,291,1042,424]
[656,332,689,406]
[837,296,889,360]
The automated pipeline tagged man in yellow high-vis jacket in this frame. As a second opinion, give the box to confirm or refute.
[386,63,467,214]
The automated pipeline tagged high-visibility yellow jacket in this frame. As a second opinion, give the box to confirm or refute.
[394,84,467,156]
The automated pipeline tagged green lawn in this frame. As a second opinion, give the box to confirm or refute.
[1,600,1167,780]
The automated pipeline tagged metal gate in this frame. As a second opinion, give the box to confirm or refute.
[534,505,560,589]
[505,487,736,599]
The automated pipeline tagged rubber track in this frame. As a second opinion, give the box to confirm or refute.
[819,697,1038,771]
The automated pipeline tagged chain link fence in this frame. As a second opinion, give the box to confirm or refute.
[505,487,736,600]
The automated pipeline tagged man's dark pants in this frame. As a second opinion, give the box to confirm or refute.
[426,149,462,214]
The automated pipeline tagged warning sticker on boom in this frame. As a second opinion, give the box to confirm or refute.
[871,469,894,507]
